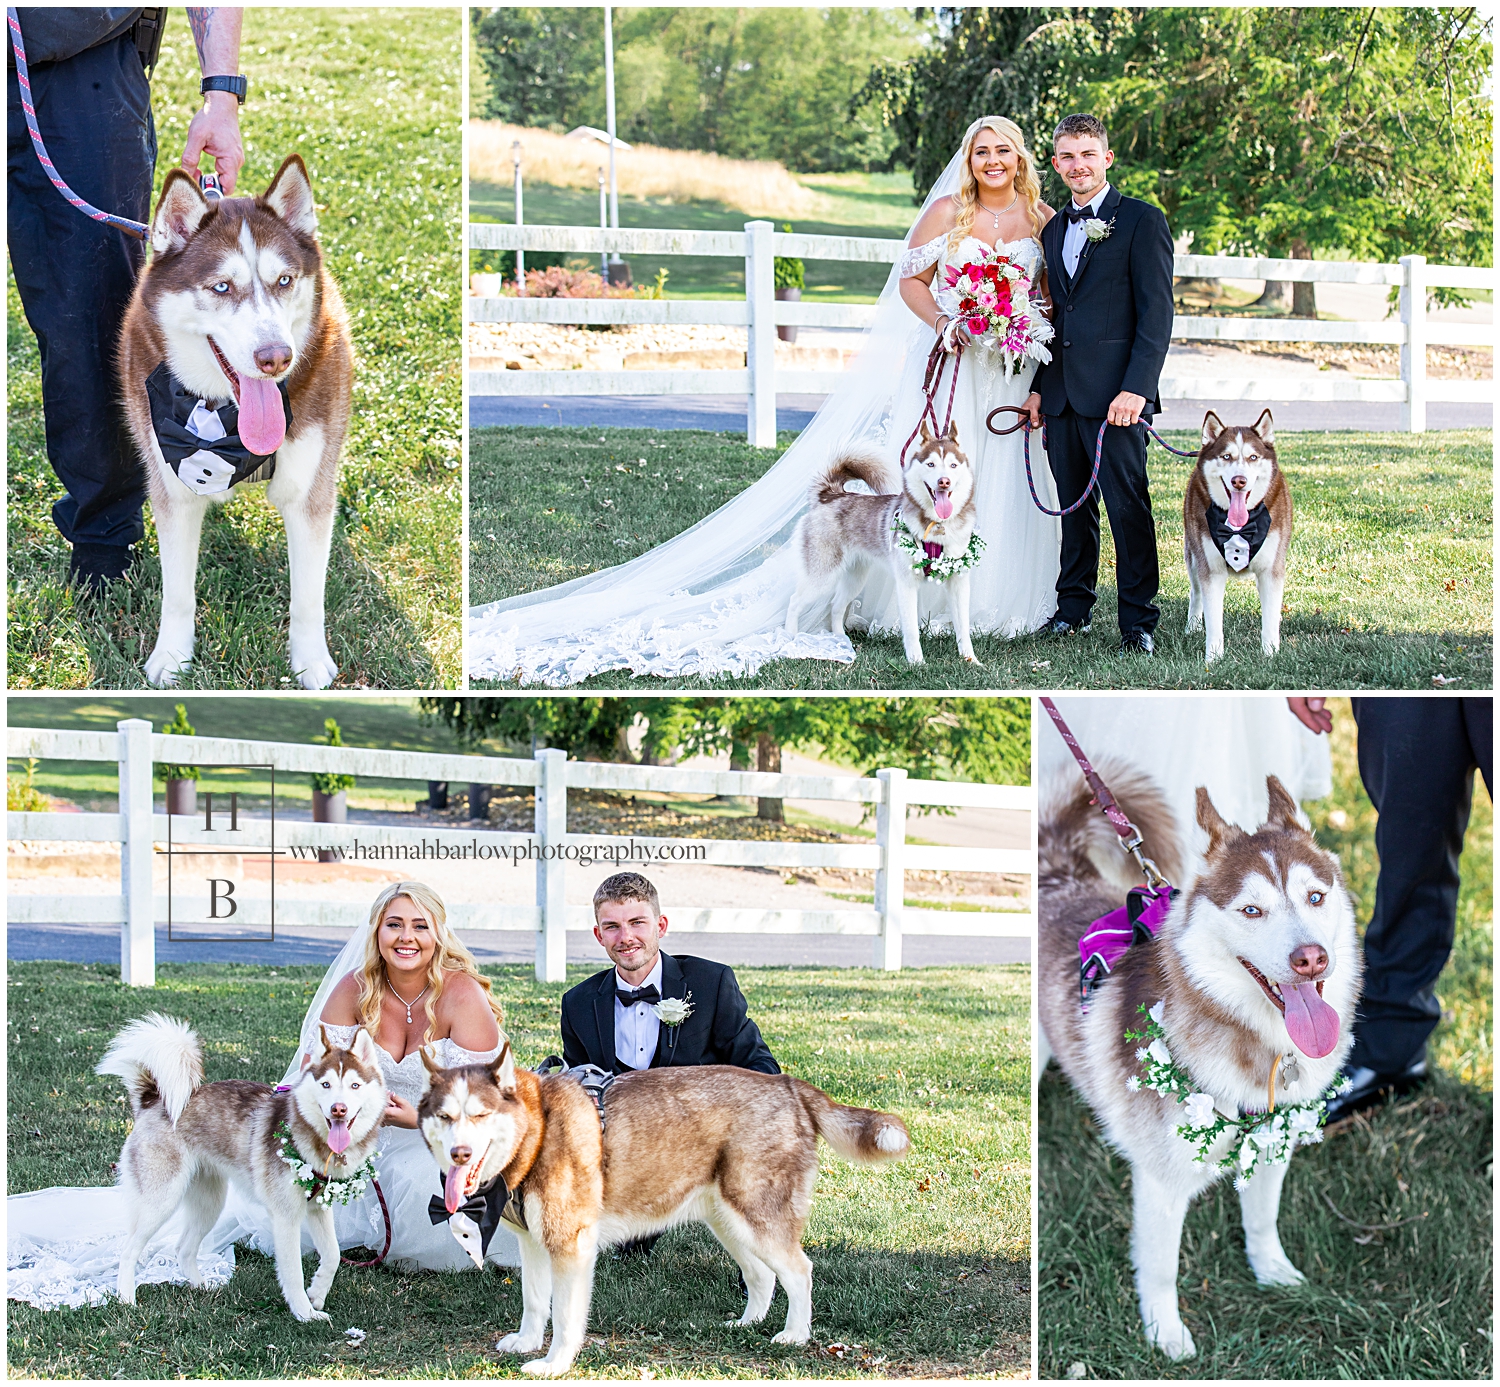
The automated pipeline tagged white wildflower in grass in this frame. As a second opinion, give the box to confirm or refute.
[652,993,694,1027]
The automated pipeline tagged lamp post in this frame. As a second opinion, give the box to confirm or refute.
[512,139,525,296]
[603,4,622,281]
[598,167,608,278]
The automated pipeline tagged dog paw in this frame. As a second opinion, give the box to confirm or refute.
[1147,1319,1196,1360]
[770,1329,810,1345]
[144,646,191,686]
[521,1356,566,1377]
[1251,1255,1306,1287]
[496,1333,546,1356]
[961,654,983,666]
[290,643,339,690]
[292,1306,331,1323]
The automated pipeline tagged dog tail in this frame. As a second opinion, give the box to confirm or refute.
[797,1082,911,1163]
[96,1013,203,1124]
[811,451,897,506]
[1039,756,1183,895]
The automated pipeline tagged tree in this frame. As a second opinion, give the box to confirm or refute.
[471,7,602,129]
[860,8,1492,311]
[420,697,646,762]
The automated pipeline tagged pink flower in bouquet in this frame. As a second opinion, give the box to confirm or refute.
[966,315,989,335]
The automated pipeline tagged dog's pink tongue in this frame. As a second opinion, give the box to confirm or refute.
[444,1163,467,1215]
[1282,982,1340,1058]
[326,1118,350,1154]
[237,373,286,455]
[1227,489,1250,530]
[934,492,954,520]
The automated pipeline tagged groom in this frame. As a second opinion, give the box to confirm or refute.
[1026,113,1176,655]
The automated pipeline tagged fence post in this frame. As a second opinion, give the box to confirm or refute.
[1399,254,1427,434]
[874,768,907,971]
[117,718,155,987]
[745,220,777,448]
[534,748,568,983]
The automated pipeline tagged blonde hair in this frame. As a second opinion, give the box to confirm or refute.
[949,115,1045,250]
[357,881,505,1042]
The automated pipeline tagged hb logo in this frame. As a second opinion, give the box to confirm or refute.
[208,878,238,918]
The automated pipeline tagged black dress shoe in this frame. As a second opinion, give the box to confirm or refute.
[1043,616,1091,637]
[67,542,134,598]
[1323,1058,1429,1124]
[1118,630,1155,656]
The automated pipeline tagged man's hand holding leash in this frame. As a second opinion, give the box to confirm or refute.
[182,8,246,192]
[1107,390,1148,429]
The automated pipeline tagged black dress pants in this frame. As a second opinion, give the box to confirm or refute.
[7,34,155,553]
[1045,407,1160,636]
[1348,697,1493,1073]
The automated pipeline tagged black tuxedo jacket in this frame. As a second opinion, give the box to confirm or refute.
[559,952,780,1074]
[1034,186,1175,418]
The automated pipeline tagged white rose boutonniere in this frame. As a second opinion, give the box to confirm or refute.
[652,992,694,1027]
[1083,217,1114,243]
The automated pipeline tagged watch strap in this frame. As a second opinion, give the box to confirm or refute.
[201,75,248,104]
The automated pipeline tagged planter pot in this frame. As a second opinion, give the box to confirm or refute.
[312,788,347,863]
[468,783,493,822]
[605,259,633,288]
[165,778,197,816]
[470,272,502,297]
[428,780,449,811]
[775,285,801,343]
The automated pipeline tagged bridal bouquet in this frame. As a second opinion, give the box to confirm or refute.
[938,247,1054,375]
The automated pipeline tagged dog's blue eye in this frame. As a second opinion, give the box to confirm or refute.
[1241,905,1262,917]
[211,282,230,294]
[322,1080,331,1088]
[1308,891,1324,905]
[277,274,292,287]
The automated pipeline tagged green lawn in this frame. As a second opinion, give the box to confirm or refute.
[470,172,913,302]
[6,963,1029,1379]
[8,8,463,690]
[468,427,1492,691]
[1037,699,1493,1379]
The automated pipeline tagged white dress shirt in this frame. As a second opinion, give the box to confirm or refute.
[613,955,664,1071]
[1061,182,1111,278]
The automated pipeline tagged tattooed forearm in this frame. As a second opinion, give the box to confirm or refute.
[185,8,244,79]
[185,8,213,68]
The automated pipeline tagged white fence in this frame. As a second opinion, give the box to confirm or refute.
[468,221,1493,443]
[7,721,1033,987]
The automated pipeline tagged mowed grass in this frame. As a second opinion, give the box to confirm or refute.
[7,963,1029,1379]
[1038,699,1493,1379]
[471,172,914,302]
[7,7,462,690]
[467,427,1491,690]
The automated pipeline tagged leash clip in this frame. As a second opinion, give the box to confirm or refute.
[1119,830,1168,891]
[199,172,223,204]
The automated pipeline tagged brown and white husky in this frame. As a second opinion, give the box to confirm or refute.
[418,1046,911,1375]
[1183,409,1293,663]
[784,419,982,665]
[98,1016,386,1321]
[1038,765,1360,1361]
[119,155,354,688]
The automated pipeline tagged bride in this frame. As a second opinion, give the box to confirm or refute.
[468,115,1062,686]
[8,883,517,1312]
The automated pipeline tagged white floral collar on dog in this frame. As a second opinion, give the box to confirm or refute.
[1125,1001,1351,1187]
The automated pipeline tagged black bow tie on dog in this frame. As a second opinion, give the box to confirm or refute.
[428,1174,511,1254]
[1205,502,1272,572]
[617,984,661,1007]
[145,362,291,495]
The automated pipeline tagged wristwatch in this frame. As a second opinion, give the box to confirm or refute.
[200,75,248,104]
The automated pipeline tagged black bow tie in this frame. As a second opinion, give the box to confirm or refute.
[145,361,290,487]
[428,1174,511,1254]
[1063,203,1096,224]
[617,984,661,1007]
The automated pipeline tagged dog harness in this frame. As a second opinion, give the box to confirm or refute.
[1205,502,1270,572]
[145,362,289,495]
[1078,883,1178,1005]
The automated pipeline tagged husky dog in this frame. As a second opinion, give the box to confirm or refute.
[119,155,354,688]
[418,1046,910,1375]
[98,1015,386,1321]
[1038,766,1360,1361]
[1183,409,1293,663]
[784,419,982,665]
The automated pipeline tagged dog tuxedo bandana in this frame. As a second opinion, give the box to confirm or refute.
[1205,502,1271,572]
[429,1174,523,1269]
[146,362,290,495]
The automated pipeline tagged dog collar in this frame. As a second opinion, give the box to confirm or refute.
[146,361,290,495]
[1205,501,1270,572]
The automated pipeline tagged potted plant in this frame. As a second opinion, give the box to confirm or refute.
[311,717,356,862]
[470,254,502,298]
[774,223,805,344]
[158,704,198,816]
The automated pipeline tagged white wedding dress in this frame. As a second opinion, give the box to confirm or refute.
[466,146,1062,686]
[8,1015,518,1312]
